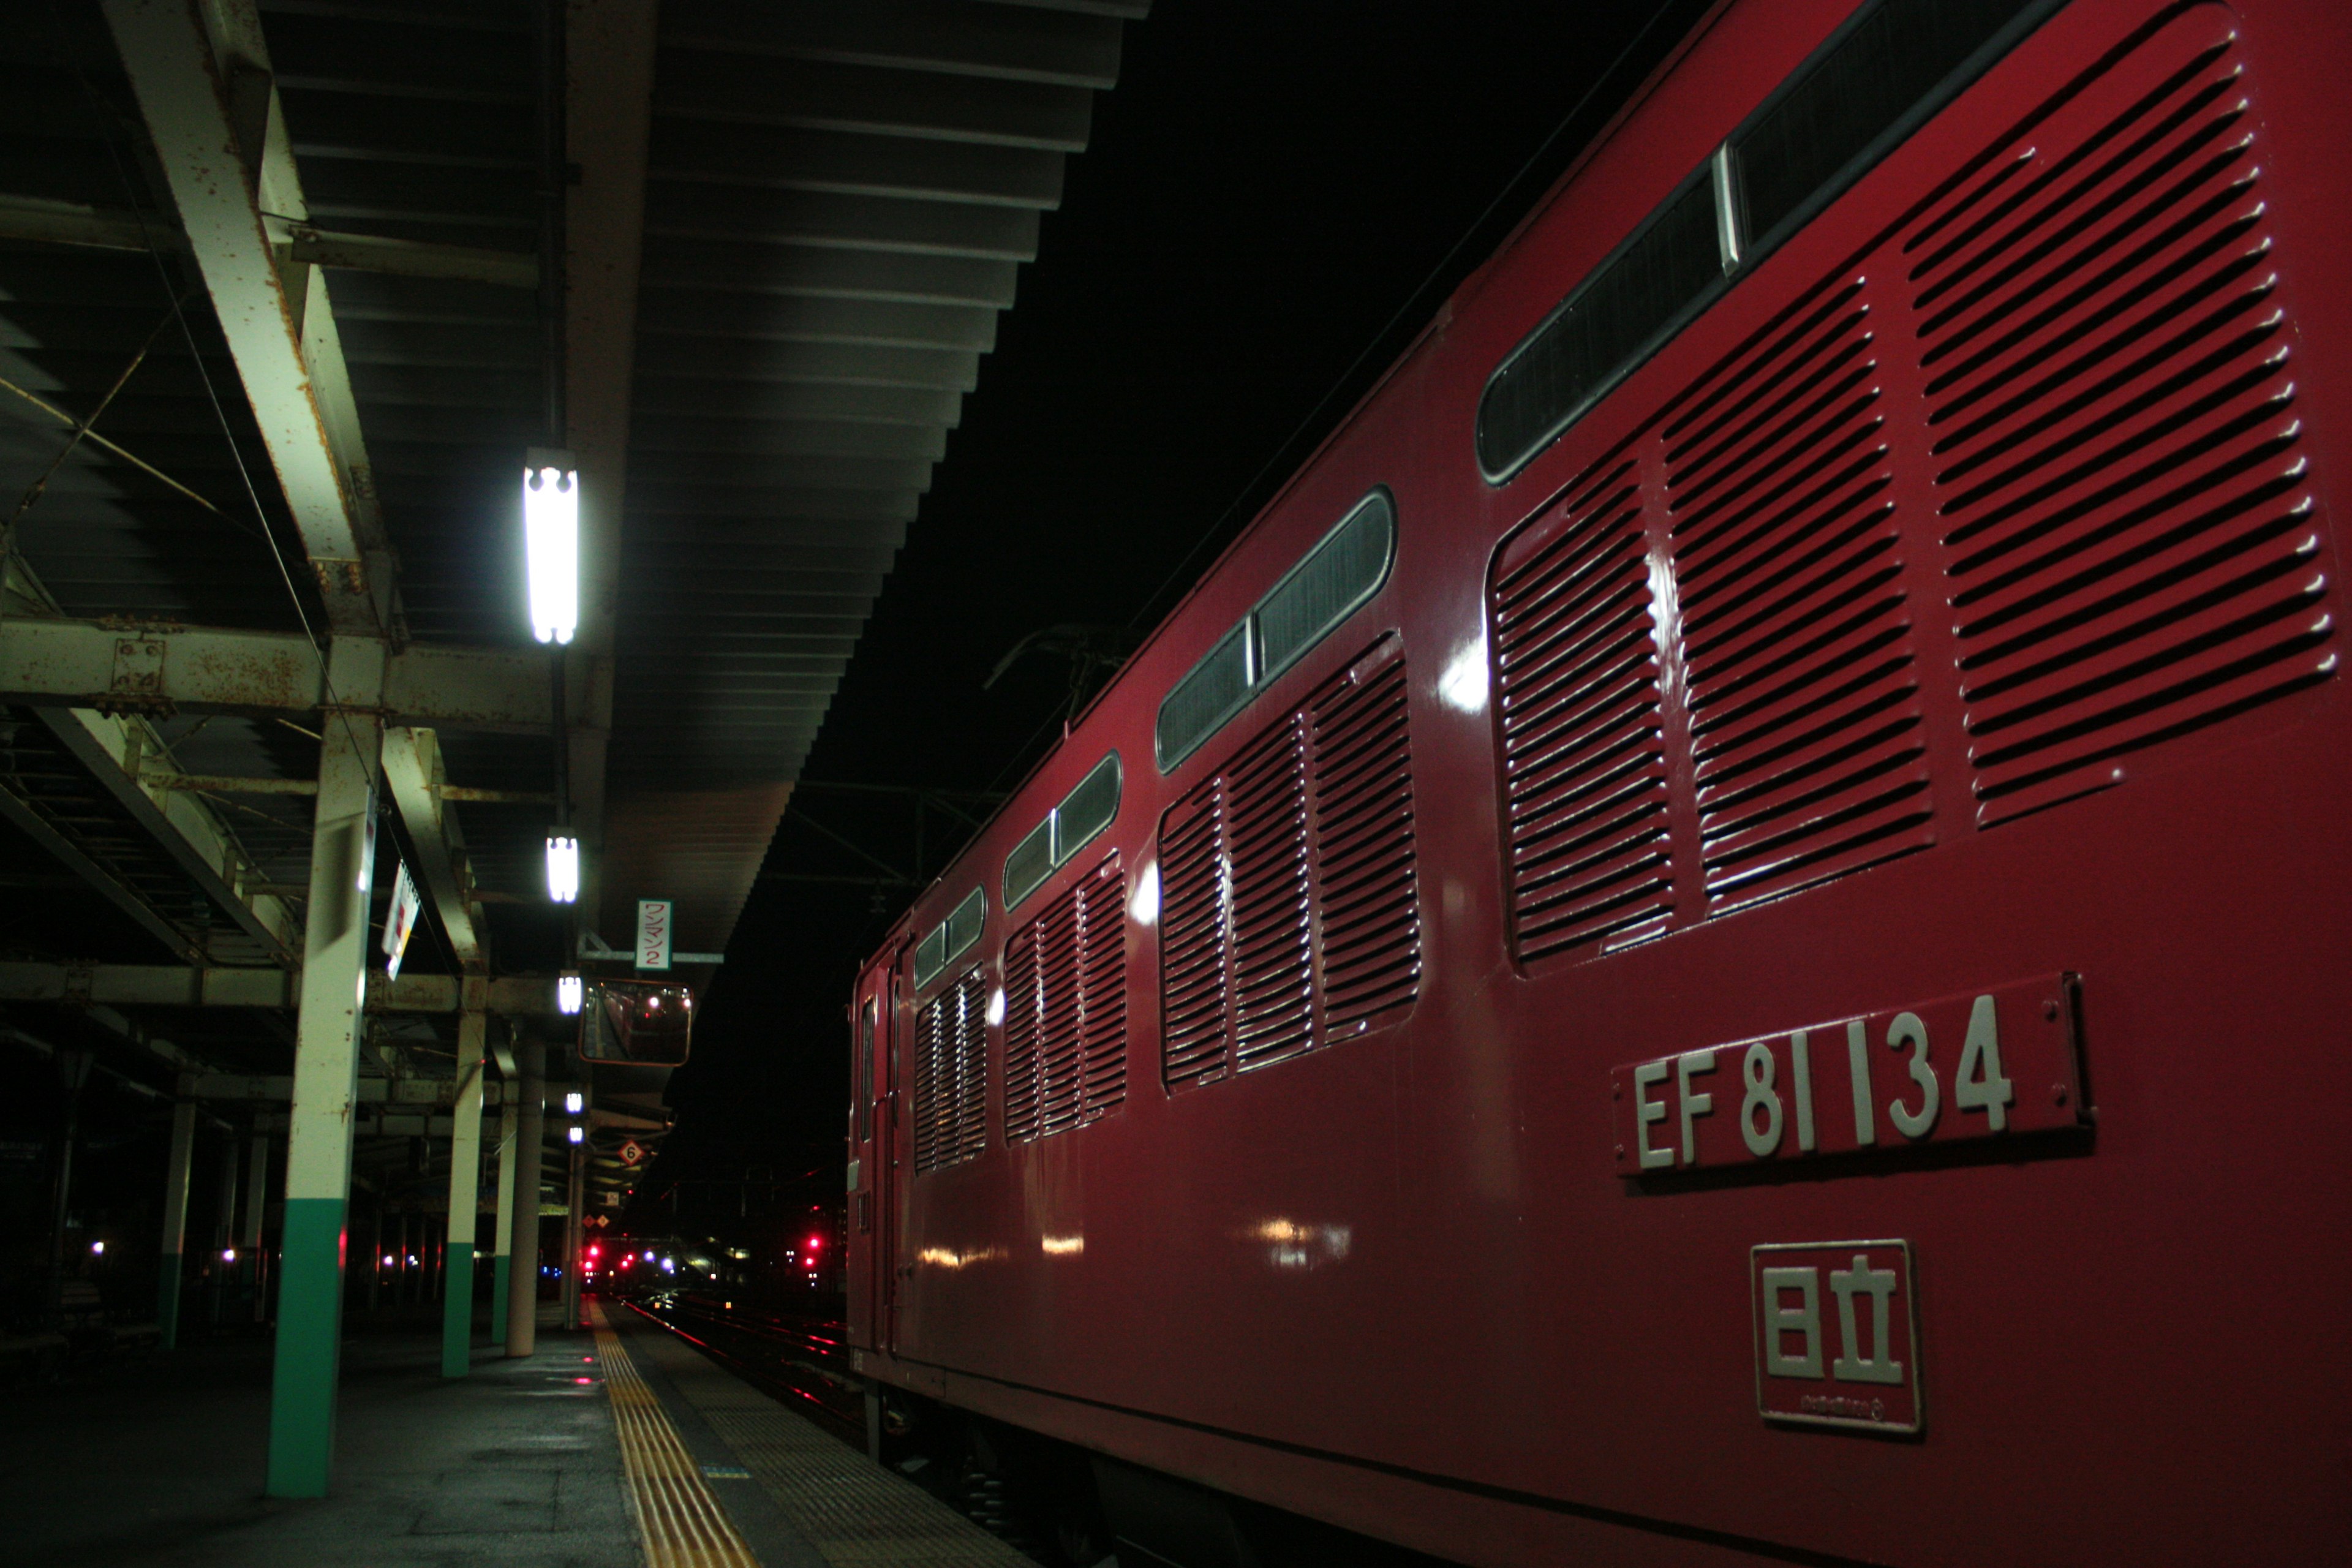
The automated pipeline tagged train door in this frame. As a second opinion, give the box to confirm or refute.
[846,948,905,1354]
[846,960,888,1351]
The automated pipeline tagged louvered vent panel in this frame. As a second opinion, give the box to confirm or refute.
[1491,463,1675,961]
[914,968,987,1174]
[1009,858,1128,1137]
[949,967,989,1165]
[1158,786,1231,1091]
[1033,888,1085,1137]
[1665,273,1933,908]
[1077,859,1128,1122]
[1001,924,1043,1143]
[1226,717,1314,1072]
[1308,655,1420,1031]
[1907,10,2336,822]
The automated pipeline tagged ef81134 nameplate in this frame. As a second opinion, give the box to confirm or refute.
[1611,976,2086,1174]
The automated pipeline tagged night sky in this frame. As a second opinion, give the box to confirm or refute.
[648,1,1715,1229]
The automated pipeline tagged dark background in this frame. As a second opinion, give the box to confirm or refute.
[640,1,1717,1238]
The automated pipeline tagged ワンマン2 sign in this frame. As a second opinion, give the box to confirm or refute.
[1612,977,2087,1174]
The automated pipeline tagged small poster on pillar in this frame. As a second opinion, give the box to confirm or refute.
[382,862,421,981]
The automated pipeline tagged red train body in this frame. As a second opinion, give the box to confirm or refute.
[845,0,2352,1561]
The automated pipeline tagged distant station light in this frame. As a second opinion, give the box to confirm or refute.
[546,834,580,904]
[89,1240,104,1256]
[523,450,578,646]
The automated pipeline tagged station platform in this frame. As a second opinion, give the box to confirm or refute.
[4,1298,1030,1568]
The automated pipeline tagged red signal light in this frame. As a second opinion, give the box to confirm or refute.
[805,1235,822,1253]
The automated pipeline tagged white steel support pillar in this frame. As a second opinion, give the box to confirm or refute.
[155,1090,197,1348]
[242,1125,269,1322]
[489,1096,518,1336]
[440,1009,487,1377]
[503,1039,544,1357]
[265,706,380,1498]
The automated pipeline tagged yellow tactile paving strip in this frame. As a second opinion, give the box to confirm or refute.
[622,1313,1032,1567]
[594,1303,763,1568]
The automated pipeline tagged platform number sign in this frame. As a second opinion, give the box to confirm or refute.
[636,899,673,972]
[1752,1240,1921,1433]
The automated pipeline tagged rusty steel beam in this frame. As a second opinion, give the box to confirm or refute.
[0,616,552,732]
[104,0,394,636]
[0,190,539,287]
[34,707,303,966]
[0,960,567,1016]
[379,727,484,974]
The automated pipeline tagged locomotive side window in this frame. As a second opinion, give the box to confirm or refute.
[1254,491,1396,685]
[1156,489,1398,772]
[1477,0,2061,482]
[1003,754,1125,911]
[913,886,987,989]
[1732,0,2049,249]
[1478,178,1724,481]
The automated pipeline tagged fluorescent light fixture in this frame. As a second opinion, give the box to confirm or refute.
[568,1125,584,1145]
[523,450,578,646]
[546,834,580,904]
[565,1091,584,1115]
[558,972,584,1015]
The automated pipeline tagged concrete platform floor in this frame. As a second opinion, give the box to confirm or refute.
[3,1309,638,1568]
[2,1300,1033,1568]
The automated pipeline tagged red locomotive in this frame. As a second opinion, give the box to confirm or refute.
[846,0,2351,1561]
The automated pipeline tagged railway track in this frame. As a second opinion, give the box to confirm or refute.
[620,1291,867,1449]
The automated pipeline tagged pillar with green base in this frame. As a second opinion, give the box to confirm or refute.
[489,1096,517,1343]
[264,696,381,1499]
[156,1093,196,1349]
[440,1009,488,1377]
[503,1039,545,1357]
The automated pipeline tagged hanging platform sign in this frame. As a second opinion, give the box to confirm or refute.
[636,899,673,972]
[381,862,421,981]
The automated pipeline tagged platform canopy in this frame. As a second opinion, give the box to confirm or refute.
[0,0,1150,1209]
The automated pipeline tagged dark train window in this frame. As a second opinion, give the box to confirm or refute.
[1477,175,1722,480]
[1735,0,2048,247]
[1157,624,1253,772]
[1477,0,2059,484]
[1005,753,1123,911]
[1256,491,1395,683]
[913,886,986,989]
[1003,820,1054,909]
[1054,753,1121,861]
[1156,489,1398,772]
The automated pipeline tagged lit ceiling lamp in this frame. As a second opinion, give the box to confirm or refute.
[546,833,579,904]
[568,1125,584,1145]
[557,973,584,1015]
[523,449,578,646]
